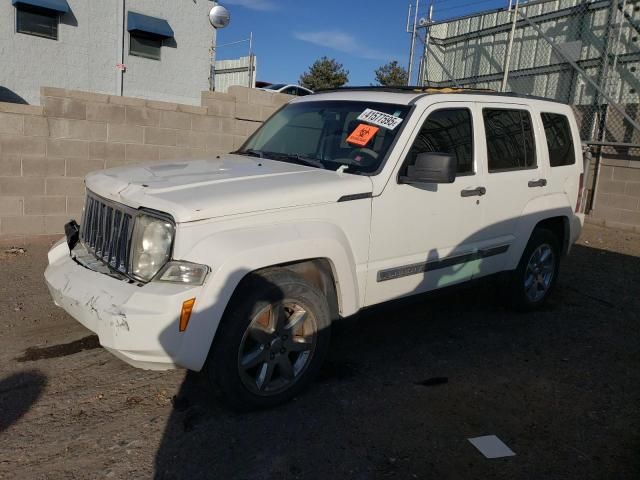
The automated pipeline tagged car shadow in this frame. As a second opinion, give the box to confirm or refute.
[0,370,47,432]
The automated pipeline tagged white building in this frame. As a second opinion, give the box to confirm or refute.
[0,0,216,105]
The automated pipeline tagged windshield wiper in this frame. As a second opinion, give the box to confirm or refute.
[232,149,264,158]
[269,152,325,169]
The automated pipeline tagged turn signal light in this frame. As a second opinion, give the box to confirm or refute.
[179,298,196,332]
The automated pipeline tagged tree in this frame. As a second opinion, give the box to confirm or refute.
[374,60,409,87]
[299,57,349,91]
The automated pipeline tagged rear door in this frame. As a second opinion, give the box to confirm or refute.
[474,102,549,274]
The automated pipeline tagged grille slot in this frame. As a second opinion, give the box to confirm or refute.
[80,193,134,274]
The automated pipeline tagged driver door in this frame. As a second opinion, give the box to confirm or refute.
[365,102,492,306]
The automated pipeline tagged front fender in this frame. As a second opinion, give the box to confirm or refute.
[173,220,361,371]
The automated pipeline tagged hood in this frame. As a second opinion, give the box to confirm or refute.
[84,154,373,222]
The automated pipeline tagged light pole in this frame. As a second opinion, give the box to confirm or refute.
[209,3,231,91]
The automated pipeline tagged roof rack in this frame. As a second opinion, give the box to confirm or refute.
[315,85,496,94]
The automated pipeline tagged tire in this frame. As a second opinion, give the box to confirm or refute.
[510,228,561,311]
[204,268,332,411]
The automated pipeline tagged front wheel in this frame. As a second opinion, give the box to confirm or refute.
[205,269,331,411]
[510,228,560,311]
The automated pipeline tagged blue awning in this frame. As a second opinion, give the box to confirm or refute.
[127,12,174,39]
[12,0,70,14]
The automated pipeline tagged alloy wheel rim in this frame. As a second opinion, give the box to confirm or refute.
[524,243,555,303]
[238,301,317,396]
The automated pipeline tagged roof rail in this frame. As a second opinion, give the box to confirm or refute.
[315,85,496,94]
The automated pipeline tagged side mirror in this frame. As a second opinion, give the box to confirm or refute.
[400,152,457,184]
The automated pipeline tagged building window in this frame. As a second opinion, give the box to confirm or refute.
[484,109,537,172]
[16,7,58,40]
[130,34,162,60]
[541,113,575,167]
[406,108,475,175]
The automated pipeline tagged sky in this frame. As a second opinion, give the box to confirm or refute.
[214,0,508,86]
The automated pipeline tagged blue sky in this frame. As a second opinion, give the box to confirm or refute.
[215,0,507,86]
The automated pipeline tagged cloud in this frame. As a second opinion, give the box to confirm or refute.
[222,0,277,11]
[293,30,395,61]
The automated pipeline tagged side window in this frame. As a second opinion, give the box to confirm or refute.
[541,113,575,167]
[296,88,311,97]
[283,87,298,96]
[484,109,536,172]
[405,108,474,175]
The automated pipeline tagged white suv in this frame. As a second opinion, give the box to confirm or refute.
[45,88,586,409]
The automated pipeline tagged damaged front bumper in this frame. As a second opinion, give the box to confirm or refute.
[44,239,204,370]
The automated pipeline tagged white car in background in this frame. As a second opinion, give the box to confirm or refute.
[260,83,313,96]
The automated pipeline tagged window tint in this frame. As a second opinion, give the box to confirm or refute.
[406,109,474,175]
[16,7,58,40]
[283,87,298,95]
[296,88,311,97]
[130,34,162,60]
[484,109,536,172]
[541,113,575,167]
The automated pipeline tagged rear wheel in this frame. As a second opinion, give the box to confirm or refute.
[205,269,331,410]
[510,228,560,311]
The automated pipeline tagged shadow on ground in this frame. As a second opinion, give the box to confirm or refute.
[0,370,47,432]
[149,243,640,479]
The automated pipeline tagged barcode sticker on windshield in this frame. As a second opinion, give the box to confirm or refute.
[357,109,403,130]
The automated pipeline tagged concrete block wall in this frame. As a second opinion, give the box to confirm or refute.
[589,152,640,232]
[0,86,291,240]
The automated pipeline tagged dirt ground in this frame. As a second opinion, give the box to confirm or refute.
[0,223,639,480]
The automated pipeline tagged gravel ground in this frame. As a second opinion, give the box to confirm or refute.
[0,223,639,480]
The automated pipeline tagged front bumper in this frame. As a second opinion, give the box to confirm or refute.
[44,239,205,370]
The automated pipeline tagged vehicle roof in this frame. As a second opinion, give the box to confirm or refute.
[294,86,567,107]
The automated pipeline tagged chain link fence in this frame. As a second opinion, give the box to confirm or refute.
[419,0,640,146]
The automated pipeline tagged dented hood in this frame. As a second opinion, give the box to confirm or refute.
[84,155,373,222]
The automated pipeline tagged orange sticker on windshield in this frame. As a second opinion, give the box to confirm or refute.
[346,123,379,147]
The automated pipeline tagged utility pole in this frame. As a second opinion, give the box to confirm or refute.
[407,0,419,85]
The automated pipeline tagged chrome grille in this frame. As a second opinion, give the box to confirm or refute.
[80,193,134,273]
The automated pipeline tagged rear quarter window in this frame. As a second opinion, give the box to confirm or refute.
[541,113,575,167]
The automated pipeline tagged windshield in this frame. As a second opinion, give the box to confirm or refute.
[264,84,286,90]
[236,100,411,174]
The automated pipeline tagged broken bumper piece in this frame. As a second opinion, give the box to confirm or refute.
[44,239,203,370]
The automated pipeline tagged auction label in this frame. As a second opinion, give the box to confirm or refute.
[357,109,403,130]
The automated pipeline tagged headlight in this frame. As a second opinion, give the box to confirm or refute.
[156,261,209,285]
[130,214,174,282]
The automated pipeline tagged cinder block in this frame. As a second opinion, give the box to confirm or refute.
[207,101,236,118]
[44,216,69,234]
[144,127,178,146]
[146,100,179,111]
[0,155,21,176]
[0,113,23,135]
[220,118,235,135]
[589,205,621,222]
[0,103,42,115]
[41,87,68,97]
[248,88,275,107]
[125,106,161,127]
[67,195,86,216]
[109,96,146,107]
[24,196,66,215]
[192,115,222,132]
[86,103,126,124]
[160,111,192,130]
[271,93,293,107]
[43,97,86,120]
[66,158,106,177]
[613,166,640,182]
[599,166,614,180]
[22,156,65,177]
[0,135,46,155]
[24,116,49,136]
[601,158,630,168]
[0,177,45,195]
[47,138,89,158]
[126,144,159,162]
[45,177,85,196]
[67,90,110,104]
[228,86,249,104]
[597,180,626,195]
[260,105,278,120]
[600,193,639,210]
[0,197,23,216]
[89,142,125,161]
[235,103,262,122]
[158,146,191,161]
[0,215,46,235]
[232,135,246,150]
[625,182,640,198]
[47,118,107,141]
[201,91,236,106]
[177,104,208,115]
[108,124,144,144]
[205,134,235,153]
[617,209,640,226]
[177,131,208,149]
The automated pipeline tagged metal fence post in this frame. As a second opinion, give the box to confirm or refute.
[501,0,519,92]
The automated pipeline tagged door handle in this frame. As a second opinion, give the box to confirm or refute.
[528,179,547,188]
[460,186,486,197]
